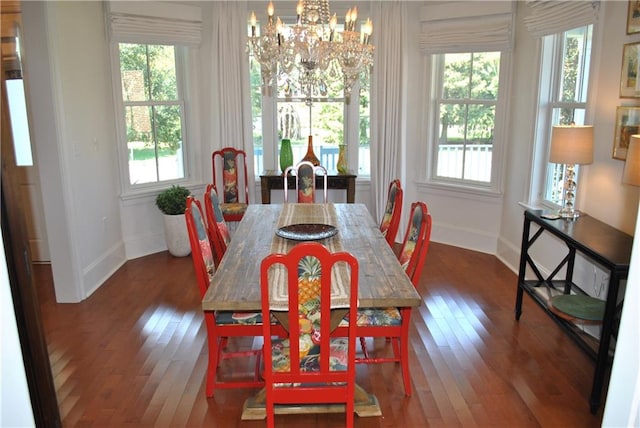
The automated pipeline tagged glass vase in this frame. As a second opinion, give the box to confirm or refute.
[301,135,320,166]
[280,138,293,173]
[337,144,348,174]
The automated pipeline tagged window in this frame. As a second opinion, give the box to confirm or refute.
[249,23,370,178]
[432,52,501,186]
[118,43,186,186]
[538,26,593,206]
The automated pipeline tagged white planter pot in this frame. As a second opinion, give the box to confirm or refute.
[162,213,191,257]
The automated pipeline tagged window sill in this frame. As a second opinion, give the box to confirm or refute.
[416,180,503,201]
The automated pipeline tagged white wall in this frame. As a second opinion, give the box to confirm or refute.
[0,230,35,427]
[23,1,125,302]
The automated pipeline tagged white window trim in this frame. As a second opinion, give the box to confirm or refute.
[109,43,202,197]
[529,24,599,210]
[424,50,511,195]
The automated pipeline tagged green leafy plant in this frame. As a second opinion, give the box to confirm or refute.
[155,185,190,215]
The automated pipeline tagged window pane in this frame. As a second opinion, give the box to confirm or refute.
[126,105,157,184]
[154,105,184,181]
[120,44,177,102]
[437,103,464,179]
[470,52,500,100]
[560,27,591,103]
[5,79,33,166]
[359,73,371,176]
[276,101,343,171]
[443,53,471,99]
[120,43,184,186]
[126,105,184,185]
[148,46,177,100]
[436,52,499,185]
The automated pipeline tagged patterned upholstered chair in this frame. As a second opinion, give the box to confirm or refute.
[352,202,432,397]
[283,161,328,203]
[379,179,404,248]
[260,242,359,427]
[185,196,263,397]
[212,147,249,222]
[203,184,231,268]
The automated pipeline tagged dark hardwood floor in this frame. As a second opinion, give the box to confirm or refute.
[35,242,604,427]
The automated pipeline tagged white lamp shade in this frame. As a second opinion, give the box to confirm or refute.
[549,125,594,165]
[623,135,640,186]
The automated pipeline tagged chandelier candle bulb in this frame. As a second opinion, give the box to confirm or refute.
[248,0,374,101]
[250,12,257,37]
[268,1,274,25]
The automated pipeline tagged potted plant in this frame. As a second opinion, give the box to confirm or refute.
[156,185,191,257]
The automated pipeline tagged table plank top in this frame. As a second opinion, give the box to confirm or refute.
[202,203,422,312]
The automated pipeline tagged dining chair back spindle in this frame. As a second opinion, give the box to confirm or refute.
[379,179,404,248]
[212,147,249,222]
[185,196,264,397]
[284,161,328,203]
[203,184,231,267]
[352,201,432,397]
[260,242,359,428]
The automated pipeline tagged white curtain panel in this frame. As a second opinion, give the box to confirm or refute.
[211,1,252,154]
[370,1,406,226]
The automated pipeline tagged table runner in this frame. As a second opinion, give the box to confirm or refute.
[268,204,352,310]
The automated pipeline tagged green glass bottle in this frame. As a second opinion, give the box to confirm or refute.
[280,139,293,173]
[337,144,348,174]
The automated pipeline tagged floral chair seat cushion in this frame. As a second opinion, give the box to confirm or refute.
[220,202,248,216]
[214,311,262,325]
[270,337,350,373]
[338,307,402,327]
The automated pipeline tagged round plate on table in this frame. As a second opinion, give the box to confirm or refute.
[275,224,338,241]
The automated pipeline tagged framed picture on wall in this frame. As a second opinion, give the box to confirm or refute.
[620,42,640,98]
[613,106,640,160]
[628,1,640,34]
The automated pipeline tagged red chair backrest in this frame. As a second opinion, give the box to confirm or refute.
[185,196,215,298]
[260,242,358,393]
[203,184,231,266]
[397,202,432,286]
[212,147,249,204]
[380,179,403,247]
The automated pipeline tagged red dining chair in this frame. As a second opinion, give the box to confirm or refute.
[212,147,249,222]
[379,179,404,248]
[284,161,328,203]
[185,196,263,397]
[203,184,231,268]
[260,242,359,428]
[354,201,432,397]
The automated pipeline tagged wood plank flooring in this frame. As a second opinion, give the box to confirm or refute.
[35,243,604,427]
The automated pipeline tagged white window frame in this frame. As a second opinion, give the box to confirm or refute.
[530,25,594,209]
[110,42,201,196]
[248,6,371,179]
[426,50,510,194]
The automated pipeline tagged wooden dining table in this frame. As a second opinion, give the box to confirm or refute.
[202,203,422,419]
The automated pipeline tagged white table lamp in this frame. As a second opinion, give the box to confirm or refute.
[549,125,594,219]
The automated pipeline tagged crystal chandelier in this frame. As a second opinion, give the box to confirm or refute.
[248,0,374,103]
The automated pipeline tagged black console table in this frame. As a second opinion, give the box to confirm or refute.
[260,173,356,204]
[514,209,632,413]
